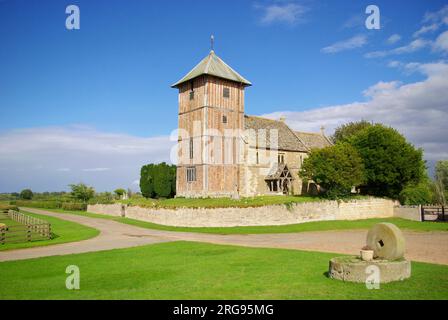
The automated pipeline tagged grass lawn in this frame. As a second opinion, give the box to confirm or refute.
[0,210,99,251]
[46,208,448,234]
[0,241,447,299]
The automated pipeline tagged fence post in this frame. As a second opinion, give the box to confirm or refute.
[442,205,446,222]
[0,229,5,245]
[27,225,31,242]
[420,205,425,222]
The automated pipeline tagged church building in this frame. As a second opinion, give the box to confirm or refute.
[172,49,332,198]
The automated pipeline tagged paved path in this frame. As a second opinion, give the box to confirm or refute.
[1,208,447,265]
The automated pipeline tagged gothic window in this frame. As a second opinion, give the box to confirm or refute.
[189,138,194,159]
[223,87,230,98]
[222,115,227,124]
[186,167,196,182]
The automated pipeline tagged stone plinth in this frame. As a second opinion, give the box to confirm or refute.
[329,256,411,283]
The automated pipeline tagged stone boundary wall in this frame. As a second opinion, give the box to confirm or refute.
[393,205,421,222]
[87,198,397,227]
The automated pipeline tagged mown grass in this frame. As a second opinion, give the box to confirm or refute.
[0,241,447,300]
[45,208,448,234]
[0,210,99,251]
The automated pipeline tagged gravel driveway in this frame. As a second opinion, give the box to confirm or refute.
[0,208,447,265]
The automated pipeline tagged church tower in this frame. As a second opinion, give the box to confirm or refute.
[172,46,251,198]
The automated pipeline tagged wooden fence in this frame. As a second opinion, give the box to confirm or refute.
[0,210,51,245]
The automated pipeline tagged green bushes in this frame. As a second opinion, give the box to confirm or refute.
[300,143,365,199]
[88,198,115,205]
[9,200,87,211]
[349,124,425,198]
[302,122,426,200]
[0,204,19,212]
[69,183,95,202]
[399,182,433,205]
[140,162,176,198]
[11,200,62,209]
[20,189,33,200]
[61,202,87,211]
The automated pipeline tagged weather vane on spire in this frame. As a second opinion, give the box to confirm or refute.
[210,34,214,51]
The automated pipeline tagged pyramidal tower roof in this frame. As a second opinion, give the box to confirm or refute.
[171,50,251,88]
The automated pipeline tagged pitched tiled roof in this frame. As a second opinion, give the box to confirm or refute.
[265,163,293,180]
[172,50,251,88]
[244,115,308,152]
[293,131,332,150]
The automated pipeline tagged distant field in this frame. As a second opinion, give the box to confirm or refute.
[0,210,99,251]
[45,208,448,234]
[0,241,447,299]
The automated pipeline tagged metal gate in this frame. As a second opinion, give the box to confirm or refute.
[421,205,446,222]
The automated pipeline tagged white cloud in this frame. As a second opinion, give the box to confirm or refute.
[365,39,430,58]
[362,81,401,97]
[256,2,308,25]
[413,23,439,38]
[321,35,367,54]
[0,126,174,192]
[262,61,448,172]
[387,34,401,45]
[342,15,364,29]
[387,60,402,68]
[423,5,448,24]
[433,30,448,53]
[412,5,448,38]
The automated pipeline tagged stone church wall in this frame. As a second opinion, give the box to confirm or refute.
[88,197,396,227]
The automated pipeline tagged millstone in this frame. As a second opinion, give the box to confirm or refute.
[329,256,411,283]
[366,222,405,260]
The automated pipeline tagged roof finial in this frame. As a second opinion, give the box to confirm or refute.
[210,34,214,52]
[320,125,326,135]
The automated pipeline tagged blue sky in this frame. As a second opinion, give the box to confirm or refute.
[0,0,447,192]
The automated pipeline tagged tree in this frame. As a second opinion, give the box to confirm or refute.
[114,188,126,199]
[299,143,365,198]
[140,164,156,198]
[332,120,372,143]
[140,162,176,198]
[349,124,425,198]
[153,163,176,198]
[20,189,33,200]
[69,183,95,202]
[433,177,447,206]
[435,160,448,190]
[399,180,433,205]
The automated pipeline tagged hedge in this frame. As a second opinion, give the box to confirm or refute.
[61,202,87,211]
[10,200,87,211]
[0,204,19,213]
